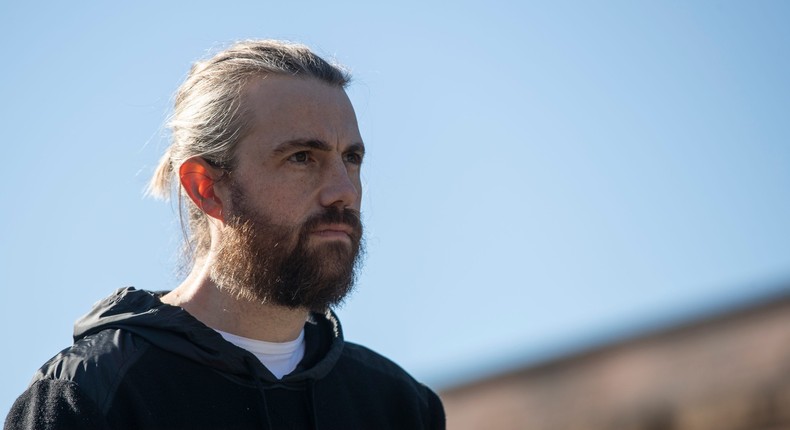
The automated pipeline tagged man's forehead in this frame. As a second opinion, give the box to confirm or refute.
[242,75,351,109]
[238,75,362,152]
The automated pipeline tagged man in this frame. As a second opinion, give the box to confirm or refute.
[5,40,445,429]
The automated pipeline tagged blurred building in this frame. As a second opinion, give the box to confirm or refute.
[440,290,790,430]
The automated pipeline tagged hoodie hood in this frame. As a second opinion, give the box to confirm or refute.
[73,287,345,384]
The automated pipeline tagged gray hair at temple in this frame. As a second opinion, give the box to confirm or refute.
[147,39,352,266]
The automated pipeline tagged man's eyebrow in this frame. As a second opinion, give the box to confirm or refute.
[347,142,366,156]
[272,139,332,154]
[272,139,366,155]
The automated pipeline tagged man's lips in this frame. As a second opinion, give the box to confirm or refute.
[311,224,355,240]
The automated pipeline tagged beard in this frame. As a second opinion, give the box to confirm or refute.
[209,183,364,312]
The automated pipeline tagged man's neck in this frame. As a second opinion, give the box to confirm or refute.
[160,263,309,343]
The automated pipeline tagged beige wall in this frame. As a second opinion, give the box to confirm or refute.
[440,294,790,430]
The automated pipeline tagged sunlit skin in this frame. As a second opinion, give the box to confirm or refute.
[162,75,364,343]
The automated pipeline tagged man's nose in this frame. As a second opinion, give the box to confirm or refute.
[319,158,360,209]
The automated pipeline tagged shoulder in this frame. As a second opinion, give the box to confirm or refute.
[339,342,418,381]
[5,379,110,430]
[5,329,144,430]
[337,342,445,424]
[32,328,150,414]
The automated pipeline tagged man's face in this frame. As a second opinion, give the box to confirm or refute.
[209,76,366,311]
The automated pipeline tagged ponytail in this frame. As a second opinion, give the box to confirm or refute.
[147,146,175,200]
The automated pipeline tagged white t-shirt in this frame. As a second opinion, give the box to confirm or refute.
[216,329,306,379]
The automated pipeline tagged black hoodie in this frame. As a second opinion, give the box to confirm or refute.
[5,288,445,429]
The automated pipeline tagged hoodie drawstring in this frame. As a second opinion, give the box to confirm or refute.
[245,357,273,430]
[308,380,319,430]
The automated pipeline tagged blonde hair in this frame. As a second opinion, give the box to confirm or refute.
[148,39,351,265]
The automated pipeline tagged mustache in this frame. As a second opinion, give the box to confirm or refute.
[301,208,363,241]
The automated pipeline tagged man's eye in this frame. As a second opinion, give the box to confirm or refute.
[345,152,363,165]
[289,152,309,163]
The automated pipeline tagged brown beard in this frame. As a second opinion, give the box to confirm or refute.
[209,183,364,311]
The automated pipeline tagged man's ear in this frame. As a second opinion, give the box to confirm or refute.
[179,157,226,222]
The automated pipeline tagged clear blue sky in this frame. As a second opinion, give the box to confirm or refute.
[2,0,790,417]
